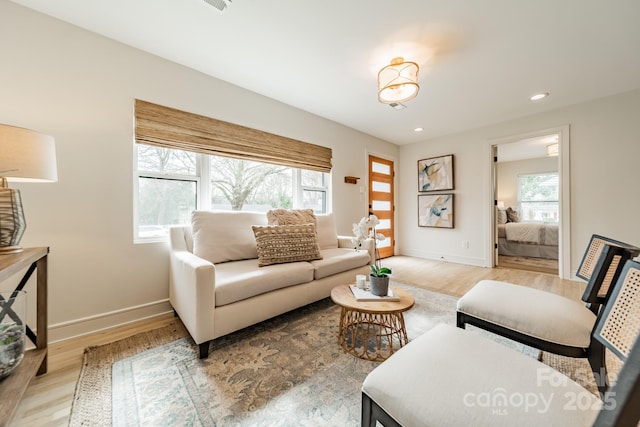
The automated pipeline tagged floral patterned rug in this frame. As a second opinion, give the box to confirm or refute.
[71,283,542,426]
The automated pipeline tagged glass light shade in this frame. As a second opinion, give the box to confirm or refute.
[378,57,420,104]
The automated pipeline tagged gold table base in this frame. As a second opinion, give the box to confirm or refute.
[337,307,409,362]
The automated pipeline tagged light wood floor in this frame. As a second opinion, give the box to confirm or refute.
[9,255,585,426]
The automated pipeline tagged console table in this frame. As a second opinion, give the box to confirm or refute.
[0,247,49,427]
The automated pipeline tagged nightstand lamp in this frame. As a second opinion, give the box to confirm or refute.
[0,124,57,254]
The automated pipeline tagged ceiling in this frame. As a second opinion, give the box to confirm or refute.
[497,134,559,163]
[10,0,640,145]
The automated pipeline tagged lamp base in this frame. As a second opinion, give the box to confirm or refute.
[0,246,23,255]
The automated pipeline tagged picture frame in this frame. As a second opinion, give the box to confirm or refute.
[418,154,454,192]
[418,194,454,228]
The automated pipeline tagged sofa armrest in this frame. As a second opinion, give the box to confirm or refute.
[337,236,375,265]
[169,241,216,345]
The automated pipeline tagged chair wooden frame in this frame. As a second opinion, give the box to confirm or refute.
[457,235,640,396]
[362,260,640,427]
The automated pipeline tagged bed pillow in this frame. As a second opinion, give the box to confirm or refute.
[496,208,508,224]
[252,223,322,267]
[506,207,520,223]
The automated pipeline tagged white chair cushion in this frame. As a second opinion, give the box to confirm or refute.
[457,280,596,348]
[316,213,339,249]
[310,248,370,280]
[362,324,600,427]
[214,258,314,306]
[191,210,268,265]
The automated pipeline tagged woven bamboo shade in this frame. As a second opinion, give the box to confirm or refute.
[134,100,332,173]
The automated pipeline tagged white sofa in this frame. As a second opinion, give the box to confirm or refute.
[169,210,374,358]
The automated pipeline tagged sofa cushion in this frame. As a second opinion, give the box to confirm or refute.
[214,258,315,306]
[267,208,316,226]
[316,213,339,250]
[252,223,322,267]
[191,210,268,265]
[310,248,370,280]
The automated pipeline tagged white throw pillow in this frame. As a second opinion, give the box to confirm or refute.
[191,210,268,264]
[316,213,339,249]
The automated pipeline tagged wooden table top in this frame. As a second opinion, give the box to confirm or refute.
[330,284,415,314]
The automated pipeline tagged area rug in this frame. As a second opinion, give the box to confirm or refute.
[69,283,603,426]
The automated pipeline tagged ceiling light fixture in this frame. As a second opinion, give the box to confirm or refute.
[414,127,424,132]
[378,57,419,104]
[203,0,231,12]
[530,92,549,101]
[546,143,559,157]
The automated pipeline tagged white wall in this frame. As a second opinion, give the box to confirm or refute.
[0,2,398,341]
[497,156,559,209]
[398,88,640,276]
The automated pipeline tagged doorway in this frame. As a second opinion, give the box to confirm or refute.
[490,126,571,278]
[368,155,394,259]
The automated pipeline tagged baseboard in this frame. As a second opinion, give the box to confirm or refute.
[47,299,173,344]
[398,249,487,267]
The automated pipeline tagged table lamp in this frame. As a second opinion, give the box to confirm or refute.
[0,124,57,254]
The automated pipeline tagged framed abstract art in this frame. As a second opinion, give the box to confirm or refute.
[418,154,454,192]
[418,194,454,228]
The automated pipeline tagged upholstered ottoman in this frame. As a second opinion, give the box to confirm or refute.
[361,324,599,427]
[456,280,596,351]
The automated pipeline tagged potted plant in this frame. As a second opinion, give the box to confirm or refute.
[352,214,392,296]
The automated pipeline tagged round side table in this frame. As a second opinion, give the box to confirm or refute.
[330,284,415,362]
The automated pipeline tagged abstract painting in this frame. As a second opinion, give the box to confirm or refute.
[418,194,454,228]
[418,154,454,192]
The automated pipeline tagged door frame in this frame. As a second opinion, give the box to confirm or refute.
[487,125,571,279]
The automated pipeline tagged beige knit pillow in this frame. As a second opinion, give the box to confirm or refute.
[252,223,322,267]
[267,209,317,227]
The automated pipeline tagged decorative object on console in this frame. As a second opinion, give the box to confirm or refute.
[352,214,391,296]
[378,57,419,104]
[0,290,26,380]
[0,125,57,254]
[418,194,454,228]
[418,154,454,192]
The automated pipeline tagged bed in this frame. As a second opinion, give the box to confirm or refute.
[497,222,559,260]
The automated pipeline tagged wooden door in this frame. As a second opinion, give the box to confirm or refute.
[368,155,394,259]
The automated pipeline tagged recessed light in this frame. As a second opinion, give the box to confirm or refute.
[530,92,549,101]
[414,127,424,132]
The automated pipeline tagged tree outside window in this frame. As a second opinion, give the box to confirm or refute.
[135,145,328,241]
[518,173,559,223]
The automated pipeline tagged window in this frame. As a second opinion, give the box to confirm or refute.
[135,145,329,241]
[518,172,559,223]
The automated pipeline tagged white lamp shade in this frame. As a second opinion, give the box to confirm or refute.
[0,124,58,182]
[378,57,420,104]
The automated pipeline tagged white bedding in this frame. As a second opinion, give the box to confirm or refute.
[500,223,559,246]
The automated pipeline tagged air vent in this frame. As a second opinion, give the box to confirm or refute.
[203,0,231,12]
